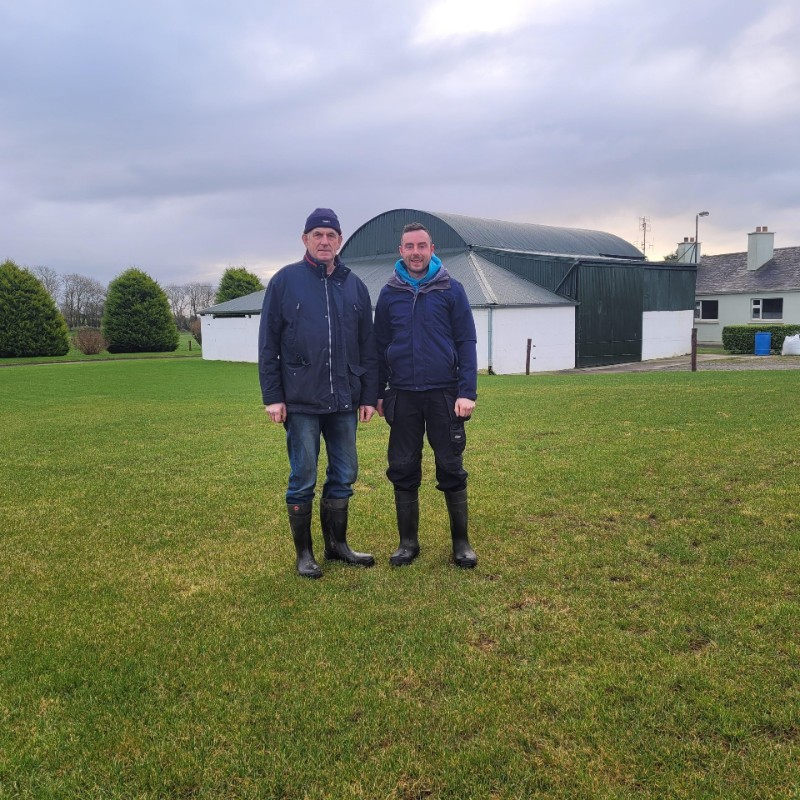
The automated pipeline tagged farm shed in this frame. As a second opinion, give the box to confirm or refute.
[200,209,696,371]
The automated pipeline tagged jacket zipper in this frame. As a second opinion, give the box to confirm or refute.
[323,276,334,396]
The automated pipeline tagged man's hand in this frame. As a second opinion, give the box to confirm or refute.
[359,405,376,423]
[376,399,384,418]
[454,397,475,419]
[265,402,287,423]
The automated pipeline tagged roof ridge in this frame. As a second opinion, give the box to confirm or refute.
[466,250,498,305]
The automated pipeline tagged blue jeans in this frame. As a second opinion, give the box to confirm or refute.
[284,411,359,504]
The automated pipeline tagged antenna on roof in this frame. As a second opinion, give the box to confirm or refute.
[639,216,652,260]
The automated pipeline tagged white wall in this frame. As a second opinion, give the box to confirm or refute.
[202,306,577,372]
[641,310,694,359]
[200,315,260,362]
[473,305,576,373]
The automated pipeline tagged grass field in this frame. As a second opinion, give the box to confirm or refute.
[0,331,200,366]
[1,360,798,799]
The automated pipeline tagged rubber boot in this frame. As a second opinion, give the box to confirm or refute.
[390,490,420,566]
[287,502,322,579]
[445,489,477,569]
[319,498,375,567]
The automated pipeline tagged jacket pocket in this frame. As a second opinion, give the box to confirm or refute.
[383,388,397,425]
[348,363,366,405]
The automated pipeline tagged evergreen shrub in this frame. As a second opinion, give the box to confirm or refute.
[215,267,263,304]
[721,324,800,354]
[0,259,70,357]
[102,268,179,353]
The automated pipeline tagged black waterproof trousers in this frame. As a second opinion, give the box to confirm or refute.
[384,388,468,493]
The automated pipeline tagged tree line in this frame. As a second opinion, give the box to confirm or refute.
[1,262,264,358]
[29,266,261,331]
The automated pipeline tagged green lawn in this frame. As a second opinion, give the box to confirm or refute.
[1,361,797,799]
[0,331,200,366]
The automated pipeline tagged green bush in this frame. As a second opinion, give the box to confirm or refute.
[102,268,179,353]
[722,324,800,354]
[0,260,70,357]
[214,267,263,304]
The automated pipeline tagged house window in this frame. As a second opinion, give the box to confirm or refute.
[695,300,719,321]
[751,298,783,321]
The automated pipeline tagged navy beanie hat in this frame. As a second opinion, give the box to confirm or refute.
[304,208,341,234]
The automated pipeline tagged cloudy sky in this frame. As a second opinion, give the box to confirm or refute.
[2,0,799,287]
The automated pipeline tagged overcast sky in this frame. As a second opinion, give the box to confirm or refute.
[2,0,798,287]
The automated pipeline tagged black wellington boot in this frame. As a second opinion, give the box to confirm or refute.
[319,498,375,567]
[445,489,477,569]
[287,502,322,579]
[390,490,420,566]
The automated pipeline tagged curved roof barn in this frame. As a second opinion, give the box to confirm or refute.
[341,209,643,260]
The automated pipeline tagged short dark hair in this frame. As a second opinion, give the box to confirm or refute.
[401,222,432,242]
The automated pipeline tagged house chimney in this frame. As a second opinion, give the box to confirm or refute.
[676,236,699,263]
[747,226,774,270]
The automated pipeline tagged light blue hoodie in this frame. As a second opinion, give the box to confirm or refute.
[394,253,443,289]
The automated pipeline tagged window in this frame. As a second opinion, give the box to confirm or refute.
[695,299,719,321]
[751,298,783,321]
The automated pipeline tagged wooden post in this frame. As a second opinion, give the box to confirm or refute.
[526,339,532,375]
[691,328,697,372]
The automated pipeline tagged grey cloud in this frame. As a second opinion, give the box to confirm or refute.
[1,0,799,285]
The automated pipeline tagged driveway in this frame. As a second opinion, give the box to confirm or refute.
[568,354,800,374]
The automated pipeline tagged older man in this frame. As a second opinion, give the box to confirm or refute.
[374,222,479,568]
[259,208,378,578]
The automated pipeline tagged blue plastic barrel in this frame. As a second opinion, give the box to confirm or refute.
[754,331,771,355]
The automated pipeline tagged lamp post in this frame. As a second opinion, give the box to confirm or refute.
[695,211,709,263]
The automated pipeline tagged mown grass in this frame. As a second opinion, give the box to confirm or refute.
[0,331,200,366]
[1,361,797,799]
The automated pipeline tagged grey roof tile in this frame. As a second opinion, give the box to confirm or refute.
[697,246,800,294]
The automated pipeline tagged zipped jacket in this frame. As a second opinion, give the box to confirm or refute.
[258,253,378,414]
[373,265,477,400]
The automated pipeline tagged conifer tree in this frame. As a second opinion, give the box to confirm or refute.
[0,260,70,357]
[215,267,264,304]
[102,268,179,353]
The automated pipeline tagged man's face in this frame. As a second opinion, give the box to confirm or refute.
[399,230,434,278]
[302,227,343,267]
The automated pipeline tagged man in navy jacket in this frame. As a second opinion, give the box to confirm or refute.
[259,208,378,578]
[374,222,478,568]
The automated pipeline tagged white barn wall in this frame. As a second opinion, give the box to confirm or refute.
[473,306,575,373]
[641,310,694,359]
[201,315,260,362]
[202,306,576,371]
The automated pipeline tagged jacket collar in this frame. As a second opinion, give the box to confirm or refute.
[387,265,450,294]
[304,252,349,280]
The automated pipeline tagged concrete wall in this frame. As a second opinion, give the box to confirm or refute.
[642,310,694,359]
[200,314,260,362]
[695,291,800,344]
[202,306,577,373]
[473,306,575,373]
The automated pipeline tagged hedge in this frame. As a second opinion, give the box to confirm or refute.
[722,324,800,354]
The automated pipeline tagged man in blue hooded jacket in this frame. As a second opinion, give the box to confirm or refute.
[259,208,378,578]
[374,222,478,568]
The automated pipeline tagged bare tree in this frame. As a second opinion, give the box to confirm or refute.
[32,265,61,303]
[185,282,216,321]
[164,284,191,330]
[60,273,107,328]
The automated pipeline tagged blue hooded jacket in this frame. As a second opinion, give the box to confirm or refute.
[373,256,477,399]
